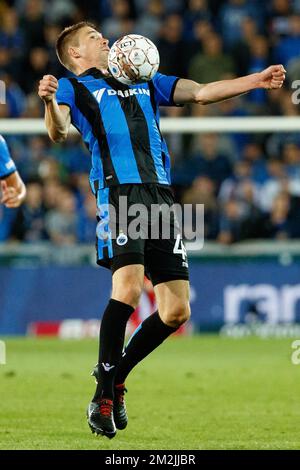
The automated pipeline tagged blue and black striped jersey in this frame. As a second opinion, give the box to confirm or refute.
[0,135,17,179]
[56,69,180,192]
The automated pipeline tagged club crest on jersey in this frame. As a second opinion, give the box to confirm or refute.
[116,231,128,246]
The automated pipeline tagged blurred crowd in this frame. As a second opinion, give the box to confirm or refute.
[1,0,300,245]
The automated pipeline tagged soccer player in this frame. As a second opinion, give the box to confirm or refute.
[38,22,285,439]
[0,135,26,208]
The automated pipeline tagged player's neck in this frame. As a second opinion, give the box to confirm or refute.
[76,59,109,77]
[99,68,110,76]
[78,67,109,77]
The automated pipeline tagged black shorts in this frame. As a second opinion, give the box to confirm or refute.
[95,183,189,286]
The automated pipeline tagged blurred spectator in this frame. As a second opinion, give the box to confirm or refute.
[259,159,288,212]
[0,46,12,76]
[0,72,26,117]
[157,14,187,76]
[74,0,103,23]
[45,187,78,245]
[219,164,264,241]
[231,16,258,76]
[261,191,293,239]
[0,204,17,241]
[17,136,50,180]
[188,32,235,83]
[283,142,300,179]
[77,192,97,243]
[43,179,64,211]
[19,0,46,51]
[163,0,183,14]
[235,181,266,241]
[274,14,300,69]
[101,0,136,44]
[38,157,63,183]
[269,0,293,37]
[217,199,244,244]
[186,19,214,61]
[216,97,251,153]
[22,92,44,118]
[0,8,24,52]
[242,143,268,184]
[0,7,24,78]
[189,134,233,190]
[261,155,300,207]
[21,47,50,94]
[43,23,66,78]
[163,106,186,164]
[72,172,92,204]
[218,162,266,242]
[12,181,48,242]
[182,176,219,239]
[245,36,270,109]
[220,0,260,48]
[134,0,164,42]
[219,160,257,203]
[51,134,91,175]
[44,0,76,24]
[183,0,211,41]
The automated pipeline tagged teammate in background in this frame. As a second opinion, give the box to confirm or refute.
[0,135,26,208]
[38,22,285,439]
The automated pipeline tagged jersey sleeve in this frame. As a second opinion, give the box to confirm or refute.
[151,72,181,107]
[56,78,75,110]
[0,135,17,179]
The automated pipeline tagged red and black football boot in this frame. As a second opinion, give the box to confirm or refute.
[87,398,116,439]
[91,364,128,430]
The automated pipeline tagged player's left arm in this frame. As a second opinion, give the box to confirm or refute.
[1,171,26,208]
[173,65,286,105]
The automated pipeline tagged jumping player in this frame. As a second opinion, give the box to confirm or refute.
[38,22,285,439]
[0,135,26,208]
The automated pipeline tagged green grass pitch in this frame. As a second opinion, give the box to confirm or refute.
[0,335,299,450]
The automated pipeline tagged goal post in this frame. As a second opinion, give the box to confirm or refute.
[0,117,300,134]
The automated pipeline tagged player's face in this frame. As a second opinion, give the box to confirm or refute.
[77,27,110,68]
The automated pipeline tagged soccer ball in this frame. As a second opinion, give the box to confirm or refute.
[108,34,160,85]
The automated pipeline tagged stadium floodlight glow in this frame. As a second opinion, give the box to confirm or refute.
[2,117,300,134]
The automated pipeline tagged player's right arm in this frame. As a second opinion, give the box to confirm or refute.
[38,75,71,143]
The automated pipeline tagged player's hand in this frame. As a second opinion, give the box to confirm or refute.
[258,65,286,90]
[119,55,138,82]
[38,75,58,102]
[0,180,25,208]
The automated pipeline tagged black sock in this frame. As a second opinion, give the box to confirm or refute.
[115,311,178,385]
[93,299,134,401]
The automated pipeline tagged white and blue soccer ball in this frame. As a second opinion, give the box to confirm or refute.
[108,34,160,85]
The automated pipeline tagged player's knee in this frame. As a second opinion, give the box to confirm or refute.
[162,302,191,328]
[112,284,142,309]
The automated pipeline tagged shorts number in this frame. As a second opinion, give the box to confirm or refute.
[173,234,187,260]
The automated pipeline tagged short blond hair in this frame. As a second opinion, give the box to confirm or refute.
[56,21,96,72]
